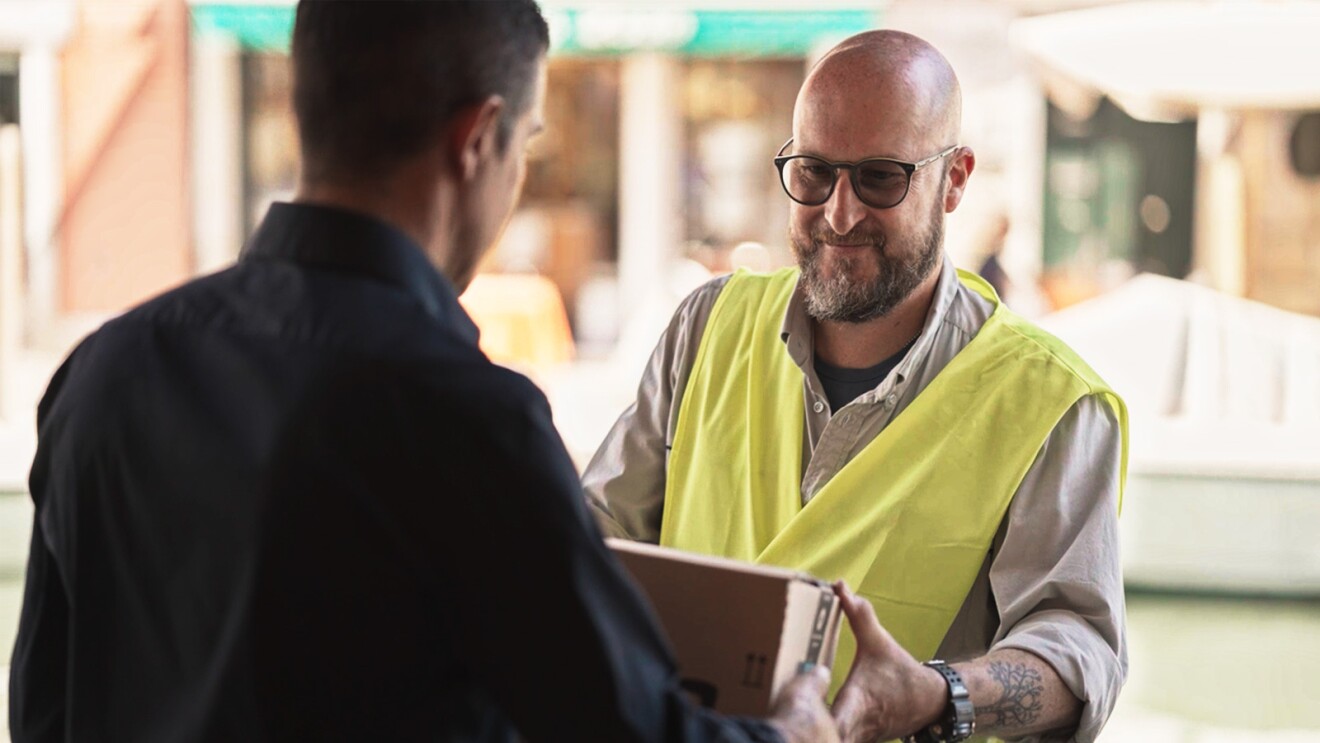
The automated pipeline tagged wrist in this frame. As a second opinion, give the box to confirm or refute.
[909,661,975,743]
[911,663,949,733]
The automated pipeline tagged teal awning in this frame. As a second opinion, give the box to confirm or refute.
[190,4,880,56]
[547,8,878,56]
[191,4,296,52]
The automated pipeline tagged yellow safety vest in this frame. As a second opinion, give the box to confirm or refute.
[661,267,1127,694]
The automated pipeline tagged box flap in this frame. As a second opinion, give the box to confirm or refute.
[606,539,831,587]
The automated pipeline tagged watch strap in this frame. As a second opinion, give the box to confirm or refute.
[909,660,974,743]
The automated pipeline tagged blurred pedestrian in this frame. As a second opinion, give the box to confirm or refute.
[975,211,1012,300]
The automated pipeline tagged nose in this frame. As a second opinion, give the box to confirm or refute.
[824,169,867,236]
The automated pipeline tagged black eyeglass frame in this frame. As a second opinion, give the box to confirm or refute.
[773,138,960,209]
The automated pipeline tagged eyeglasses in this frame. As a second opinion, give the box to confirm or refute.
[773,138,959,210]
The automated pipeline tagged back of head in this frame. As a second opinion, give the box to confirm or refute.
[292,0,549,184]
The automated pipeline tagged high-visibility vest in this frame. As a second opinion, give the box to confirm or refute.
[661,267,1127,693]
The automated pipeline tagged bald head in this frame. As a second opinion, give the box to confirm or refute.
[784,32,976,327]
[794,30,961,157]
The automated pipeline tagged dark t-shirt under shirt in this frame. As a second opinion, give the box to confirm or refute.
[814,340,915,413]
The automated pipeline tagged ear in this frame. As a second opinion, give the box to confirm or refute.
[447,95,506,182]
[943,146,976,213]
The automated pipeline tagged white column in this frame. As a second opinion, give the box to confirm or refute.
[617,52,682,343]
[1191,108,1245,297]
[19,44,61,335]
[190,33,245,274]
[1003,75,1049,317]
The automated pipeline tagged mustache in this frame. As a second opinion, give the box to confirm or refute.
[808,225,886,248]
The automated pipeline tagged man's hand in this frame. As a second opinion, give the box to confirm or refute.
[831,582,947,743]
[831,583,1086,741]
[767,663,841,743]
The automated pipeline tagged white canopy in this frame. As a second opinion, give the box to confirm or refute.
[1038,274,1320,479]
[0,1,74,49]
[1012,1,1320,120]
[1041,276,1320,594]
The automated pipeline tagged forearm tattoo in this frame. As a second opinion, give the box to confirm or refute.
[981,661,1044,729]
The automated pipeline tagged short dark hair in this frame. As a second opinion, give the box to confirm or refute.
[292,0,549,183]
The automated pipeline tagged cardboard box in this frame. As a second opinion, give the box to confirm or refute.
[607,539,843,716]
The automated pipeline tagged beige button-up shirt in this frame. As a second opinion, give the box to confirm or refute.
[582,257,1127,743]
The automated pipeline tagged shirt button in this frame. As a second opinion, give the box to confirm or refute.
[812,401,825,414]
[884,394,897,408]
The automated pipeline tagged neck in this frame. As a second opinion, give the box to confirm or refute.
[813,259,942,369]
[294,170,456,274]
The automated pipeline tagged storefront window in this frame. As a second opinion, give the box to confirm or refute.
[241,52,297,232]
[490,58,622,331]
[1290,112,1320,179]
[0,54,18,125]
[681,59,801,272]
[231,46,808,350]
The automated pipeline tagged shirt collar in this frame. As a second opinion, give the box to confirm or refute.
[240,201,478,343]
[779,254,961,383]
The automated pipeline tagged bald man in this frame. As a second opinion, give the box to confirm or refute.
[584,30,1127,743]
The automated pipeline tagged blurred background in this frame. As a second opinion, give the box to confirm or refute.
[1,0,1319,739]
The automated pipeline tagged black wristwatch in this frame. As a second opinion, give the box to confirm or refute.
[909,660,975,743]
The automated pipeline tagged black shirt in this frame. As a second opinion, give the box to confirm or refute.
[813,340,914,413]
[9,202,781,743]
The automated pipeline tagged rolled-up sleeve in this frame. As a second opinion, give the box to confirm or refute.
[988,395,1127,743]
[582,278,728,542]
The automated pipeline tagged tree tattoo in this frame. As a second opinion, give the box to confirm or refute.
[982,661,1044,729]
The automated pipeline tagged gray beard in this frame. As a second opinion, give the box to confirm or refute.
[792,197,944,324]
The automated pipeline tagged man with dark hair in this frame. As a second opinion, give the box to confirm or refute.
[586,30,1128,743]
[292,0,547,181]
[8,2,837,741]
